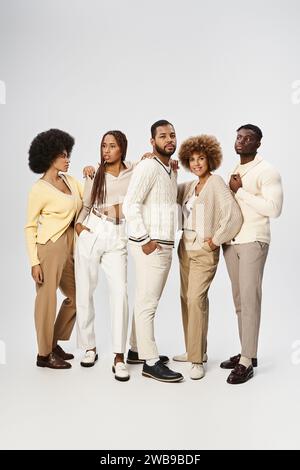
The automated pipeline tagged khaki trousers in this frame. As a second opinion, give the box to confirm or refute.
[129,244,173,360]
[35,226,76,356]
[178,239,220,363]
[223,242,269,358]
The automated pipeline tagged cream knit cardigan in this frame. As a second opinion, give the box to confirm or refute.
[230,155,283,244]
[178,174,243,247]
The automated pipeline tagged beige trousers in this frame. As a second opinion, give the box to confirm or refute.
[129,244,173,360]
[223,242,269,358]
[35,226,76,356]
[178,239,220,363]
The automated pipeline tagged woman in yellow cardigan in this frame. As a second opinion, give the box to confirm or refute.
[173,135,243,380]
[25,129,84,369]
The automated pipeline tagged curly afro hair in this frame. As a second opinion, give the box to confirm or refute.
[178,134,222,172]
[28,128,75,174]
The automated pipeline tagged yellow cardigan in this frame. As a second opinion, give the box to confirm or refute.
[25,174,83,266]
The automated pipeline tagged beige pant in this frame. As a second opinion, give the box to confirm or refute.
[178,239,220,363]
[129,244,173,360]
[223,242,269,358]
[35,226,76,356]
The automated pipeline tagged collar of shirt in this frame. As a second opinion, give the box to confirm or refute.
[105,161,134,179]
[232,154,263,178]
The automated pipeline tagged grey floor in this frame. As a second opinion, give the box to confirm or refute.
[1,345,299,450]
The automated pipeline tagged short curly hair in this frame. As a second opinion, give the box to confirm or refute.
[28,128,75,174]
[178,134,222,172]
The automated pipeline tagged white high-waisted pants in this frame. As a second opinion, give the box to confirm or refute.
[75,212,128,353]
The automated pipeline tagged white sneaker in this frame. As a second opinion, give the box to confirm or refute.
[190,363,205,380]
[173,352,208,363]
[112,362,130,382]
[173,352,188,362]
[80,350,98,367]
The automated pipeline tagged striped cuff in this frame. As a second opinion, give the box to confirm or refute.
[128,234,151,246]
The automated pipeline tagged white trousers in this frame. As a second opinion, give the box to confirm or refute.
[129,244,173,360]
[75,212,128,353]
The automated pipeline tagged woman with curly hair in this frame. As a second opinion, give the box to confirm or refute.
[25,128,84,369]
[173,135,243,380]
[75,130,136,381]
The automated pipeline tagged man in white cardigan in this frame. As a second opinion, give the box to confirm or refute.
[123,120,183,383]
[221,124,283,384]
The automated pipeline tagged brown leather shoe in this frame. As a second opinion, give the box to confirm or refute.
[220,353,257,369]
[36,352,72,369]
[53,344,74,360]
[227,363,254,384]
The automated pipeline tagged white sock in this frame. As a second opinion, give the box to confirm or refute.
[239,355,252,368]
[146,357,159,366]
[131,346,138,353]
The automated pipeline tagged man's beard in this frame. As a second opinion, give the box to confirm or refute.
[154,143,176,158]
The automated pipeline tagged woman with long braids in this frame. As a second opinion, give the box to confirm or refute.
[75,130,135,381]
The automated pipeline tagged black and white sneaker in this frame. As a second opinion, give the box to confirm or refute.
[142,360,183,383]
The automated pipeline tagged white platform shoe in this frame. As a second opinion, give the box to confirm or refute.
[112,362,130,382]
[80,350,98,367]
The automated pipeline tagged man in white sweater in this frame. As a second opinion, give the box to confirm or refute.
[123,120,183,383]
[221,124,283,384]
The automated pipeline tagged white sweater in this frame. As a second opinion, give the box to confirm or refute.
[229,155,283,245]
[123,158,178,246]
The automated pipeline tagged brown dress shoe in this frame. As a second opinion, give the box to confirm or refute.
[227,363,254,384]
[53,344,74,360]
[36,352,72,369]
[220,353,257,369]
